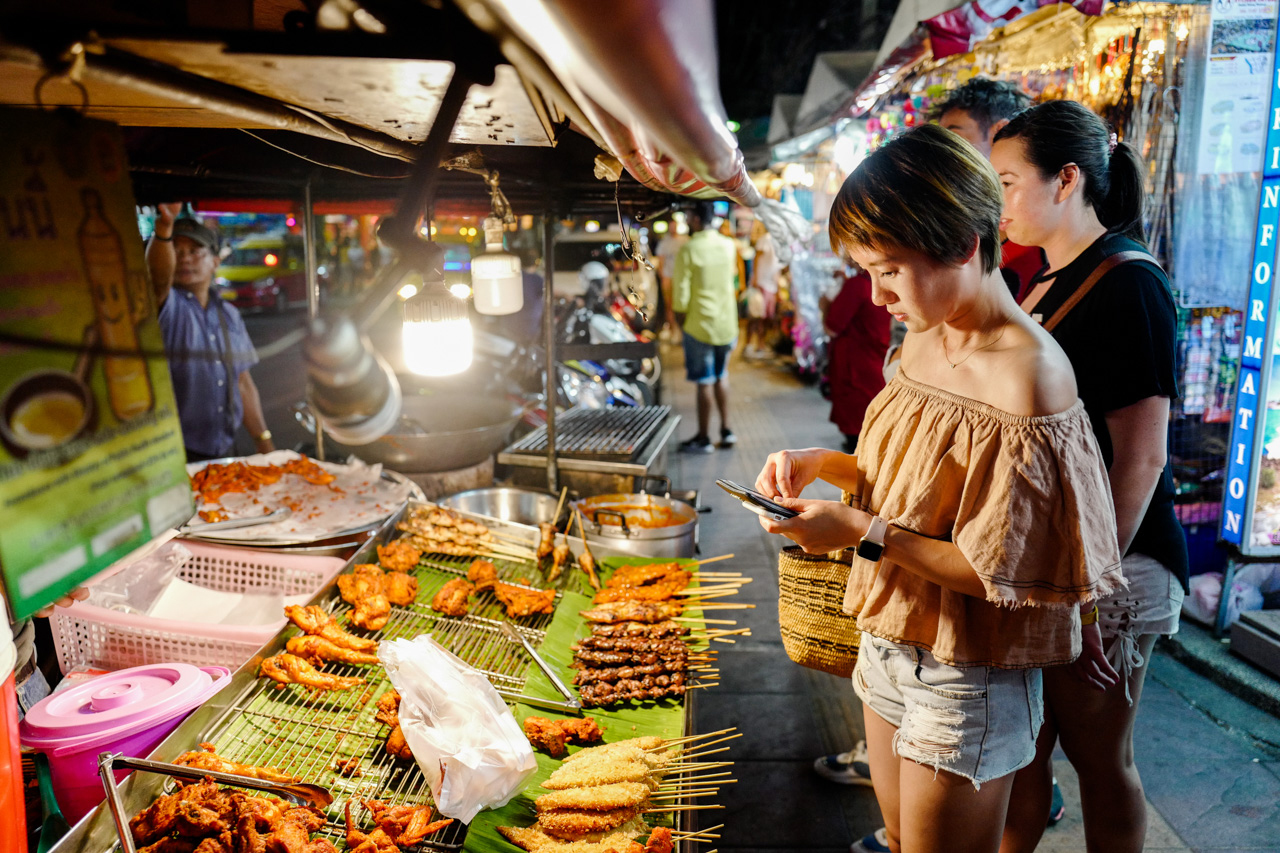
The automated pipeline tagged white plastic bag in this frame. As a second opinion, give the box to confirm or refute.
[379,636,536,822]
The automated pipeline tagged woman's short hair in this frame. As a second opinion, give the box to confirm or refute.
[829,124,1002,274]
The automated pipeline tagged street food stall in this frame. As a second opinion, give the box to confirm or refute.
[0,1,774,851]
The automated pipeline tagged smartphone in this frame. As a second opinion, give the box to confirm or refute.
[715,479,800,521]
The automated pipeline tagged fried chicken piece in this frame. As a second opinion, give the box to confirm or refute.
[376,540,423,572]
[523,716,568,757]
[139,840,198,853]
[338,564,391,631]
[284,605,377,652]
[193,835,233,853]
[131,781,228,845]
[549,543,571,582]
[537,522,556,561]
[558,717,604,744]
[362,800,454,846]
[536,806,643,841]
[343,802,399,853]
[334,757,362,777]
[374,690,400,727]
[175,744,299,784]
[285,635,379,667]
[430,577,474,616]
[259,653,364,691]
[644,827,673,853]
[467,558,499,592]
[384,571,419,606]
[577,550,601,591]
[535,782,650,813]
[493,581,556,617]
[385,725,413,760]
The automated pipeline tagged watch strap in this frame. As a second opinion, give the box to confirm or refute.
[864,515,888,545]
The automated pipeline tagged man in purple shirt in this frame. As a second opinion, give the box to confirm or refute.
[146,206,274,461]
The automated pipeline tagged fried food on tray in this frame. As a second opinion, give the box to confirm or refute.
[467,558,499,592]
[537,522,556,561]
[285,635,380,667]
[522,716,604,757]
[375,690,414,760]
[190,457,333,505]
[579,600,683,624]
[577,550,601,591]
[385,726,412,760]
[337,564,391,630]
[604,564,686,589]
[259,653,364,691]
[535,806,643,840]
[542,758,653,790]
[430,578,475,617]
[496,826,644,853]
[363,799,454,847]
[174,743,299,783]
[534,782,650,813]
[493,581,556,617]
[284,605,378,652]
[130,780,229,845]
[384,571,419,606]
[560,737,665,765]
[131,782,335,853]
[376,540,423,572]
[644,827,673,853]
[549,543,571,582]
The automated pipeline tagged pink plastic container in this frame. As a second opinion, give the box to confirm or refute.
[19,662,230,824]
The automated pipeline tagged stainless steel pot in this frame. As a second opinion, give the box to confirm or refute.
[441,487,564,526]
[572,492,698,559]
[294,391,527,473]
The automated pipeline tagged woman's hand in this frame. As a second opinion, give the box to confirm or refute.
[1067,621,1118,691]
[755,448,833,499]
[757,497,869,554]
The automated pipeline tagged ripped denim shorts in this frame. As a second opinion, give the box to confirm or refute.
[852,634,1043,789]
[1097,552,1184,704]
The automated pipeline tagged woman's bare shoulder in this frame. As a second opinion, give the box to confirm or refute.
[987,321,1079,417]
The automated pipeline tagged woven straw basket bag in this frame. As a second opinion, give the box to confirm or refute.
[777,544,860,677]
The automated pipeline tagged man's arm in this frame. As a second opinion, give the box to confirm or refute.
[672,246,691,326]
[146,204,181,309]
[238,370,275,454]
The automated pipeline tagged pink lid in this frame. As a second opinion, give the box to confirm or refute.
[20,663,230,756]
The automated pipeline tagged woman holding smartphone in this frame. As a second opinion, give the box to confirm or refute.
[754,124,1124,853]
[990,101,1187,853]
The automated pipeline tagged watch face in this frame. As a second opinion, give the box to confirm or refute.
[856,539,884,562]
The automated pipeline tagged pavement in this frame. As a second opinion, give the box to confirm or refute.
[240,314,1280,851]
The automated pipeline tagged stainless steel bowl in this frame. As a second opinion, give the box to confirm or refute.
[441,487,564,526]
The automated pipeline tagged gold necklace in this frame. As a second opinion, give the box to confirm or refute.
[941,322,1008,369]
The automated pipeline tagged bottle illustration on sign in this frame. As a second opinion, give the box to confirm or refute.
[79,187,153,420]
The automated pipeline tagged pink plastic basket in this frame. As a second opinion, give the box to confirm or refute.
[49,542,345,674]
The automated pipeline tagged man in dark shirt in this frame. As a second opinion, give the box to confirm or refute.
[146,206,274,461]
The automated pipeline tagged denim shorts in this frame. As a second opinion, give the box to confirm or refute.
[852,634,1044,788]
[683,335,735,384]
[1098,552,1184,703]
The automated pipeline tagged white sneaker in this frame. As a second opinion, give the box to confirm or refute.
[812,740,873,786]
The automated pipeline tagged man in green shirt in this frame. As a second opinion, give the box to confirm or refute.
[673,202,739,452]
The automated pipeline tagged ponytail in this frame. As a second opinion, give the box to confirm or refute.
[994,100,1148,245]
[1103,140,1147,243]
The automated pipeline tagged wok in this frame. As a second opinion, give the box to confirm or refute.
[294,391,526,472]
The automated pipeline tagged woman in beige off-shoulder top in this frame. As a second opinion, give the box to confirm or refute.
[754,125,1123,853]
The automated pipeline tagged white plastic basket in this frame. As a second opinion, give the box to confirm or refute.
[49,541,346,674]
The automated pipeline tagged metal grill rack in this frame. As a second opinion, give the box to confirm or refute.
[505,406,672,461]
[192,550,559,851]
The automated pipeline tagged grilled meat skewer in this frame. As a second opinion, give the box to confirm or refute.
[580,600,683,624]
[572,649,686,667]
[573,636,692,654]
[572,663,687,685]
[590,620,689,639]
[605,563,686,588]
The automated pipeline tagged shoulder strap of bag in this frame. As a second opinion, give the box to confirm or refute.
[1042,250,1157,332]
[213,300,237,418]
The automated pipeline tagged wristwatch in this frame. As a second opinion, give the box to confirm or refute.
[256,429,273,442]
[856,516,889,563]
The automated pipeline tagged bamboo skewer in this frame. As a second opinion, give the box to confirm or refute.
[553,487,569,527]
[692,554,735,566]
[660,773,735,785]
[680,744,733,759]
[686,602,755,610]
[647,804,725,812]
[680,732,741,751]
[659,728,735,747]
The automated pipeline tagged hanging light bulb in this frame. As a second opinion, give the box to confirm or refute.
[402,286,473,376]
[470,215,523,315]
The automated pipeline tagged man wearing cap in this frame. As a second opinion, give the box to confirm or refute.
[147,204,274,462]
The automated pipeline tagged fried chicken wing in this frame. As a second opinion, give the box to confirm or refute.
[493,581,556,617]
[431,577,474,616]
[131,781,228,845]
[284,605,377,652]
[385,725,413,760]
[549,543,571,582]
[285,635,379,667]
[175,744,299,784]
[467,558,499,592]
[376,540,423,572]
[343,802,399,853]
[338,564,391,631]
[362,800,454,846]
[577,550,601,590]
[259,653,364,691]
[537,522,556,561]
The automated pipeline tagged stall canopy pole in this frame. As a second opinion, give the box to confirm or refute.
[542,212,558,494]
[302,177,324,462]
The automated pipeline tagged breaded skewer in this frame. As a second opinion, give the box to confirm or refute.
[535,782,650,813]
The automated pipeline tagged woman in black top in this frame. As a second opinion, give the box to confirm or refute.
[990,100,1189,853]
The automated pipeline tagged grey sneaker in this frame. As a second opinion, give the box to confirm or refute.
[813,740,873,786]
[850,827,890,853]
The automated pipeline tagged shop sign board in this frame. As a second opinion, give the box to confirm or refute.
[0,108,192,618]
[1197,0,1278,175]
